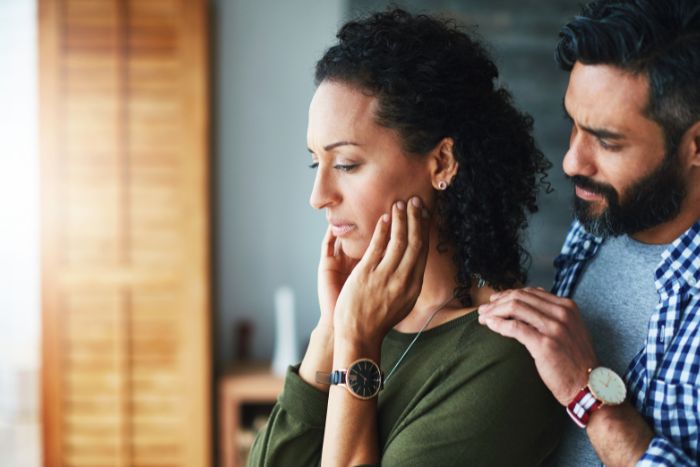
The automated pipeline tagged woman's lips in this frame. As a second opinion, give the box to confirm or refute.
[575,185,603,201]
[330,223,356,237]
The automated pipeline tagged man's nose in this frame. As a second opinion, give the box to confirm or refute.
[563,130,596,178]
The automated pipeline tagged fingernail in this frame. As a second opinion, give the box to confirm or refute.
[381,213,389,223]
[490,293,499,301]
[411,196,421,208]
[333,237,341,257]
[396,200,406,210]
[422,208,430,219]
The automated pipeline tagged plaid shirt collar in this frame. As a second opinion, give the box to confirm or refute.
[553,218,700,466]
[656,221,700,291]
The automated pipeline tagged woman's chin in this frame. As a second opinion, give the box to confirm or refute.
[339,238,367,260]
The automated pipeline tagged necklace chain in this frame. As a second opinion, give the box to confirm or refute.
[383,292,459,383]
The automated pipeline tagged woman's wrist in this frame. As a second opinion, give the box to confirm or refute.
[298,324,335,391]
[332,334,382,367]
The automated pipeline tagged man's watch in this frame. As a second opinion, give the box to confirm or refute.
[316,358,384,400]
[566,366,627,428]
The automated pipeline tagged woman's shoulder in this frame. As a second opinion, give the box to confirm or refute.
[444,313,541,384]
[455,311,529,357]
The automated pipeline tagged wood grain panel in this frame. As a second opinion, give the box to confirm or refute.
[40,0,210,465]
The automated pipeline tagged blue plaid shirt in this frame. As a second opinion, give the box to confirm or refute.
[552,219,700,466]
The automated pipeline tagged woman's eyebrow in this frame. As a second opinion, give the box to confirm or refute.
[307,141,361,154]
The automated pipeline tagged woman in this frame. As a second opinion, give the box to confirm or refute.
[250,9,562,466]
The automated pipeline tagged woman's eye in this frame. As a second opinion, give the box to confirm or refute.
[307,162,359,171]
[334,164,359,172]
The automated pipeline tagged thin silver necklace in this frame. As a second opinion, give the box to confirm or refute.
[384,292,459,383]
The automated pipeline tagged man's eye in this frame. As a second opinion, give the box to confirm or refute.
[334,164,358,172]
[308,162,319,169]
[598,139,620,151]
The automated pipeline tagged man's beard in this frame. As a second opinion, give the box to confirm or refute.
[570,151,687,238]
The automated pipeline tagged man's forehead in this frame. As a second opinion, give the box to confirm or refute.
[564,63,651,128]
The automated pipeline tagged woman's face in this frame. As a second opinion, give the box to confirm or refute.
[307,81,434,259]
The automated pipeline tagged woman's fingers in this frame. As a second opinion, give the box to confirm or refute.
[377,200,409,272]
[359,212,391,269]
[321,224,336,258]
[396,196,429,281]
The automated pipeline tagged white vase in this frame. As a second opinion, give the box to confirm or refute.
[271,286,299,377]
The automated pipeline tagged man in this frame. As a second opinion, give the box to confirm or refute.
[478,0,700,465]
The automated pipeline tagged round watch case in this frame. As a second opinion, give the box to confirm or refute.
[345,358,383,400]
[587,366,626,405]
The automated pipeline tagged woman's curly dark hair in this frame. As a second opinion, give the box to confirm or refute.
[315,8,551,305]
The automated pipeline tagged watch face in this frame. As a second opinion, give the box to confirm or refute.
[346,359,382,400]
[589,367,626,405]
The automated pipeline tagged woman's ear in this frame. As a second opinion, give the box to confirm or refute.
[429,137,459,190]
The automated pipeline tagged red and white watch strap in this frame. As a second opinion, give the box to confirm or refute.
[566,386,603,428]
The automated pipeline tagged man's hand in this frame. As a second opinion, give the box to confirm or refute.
[478,287,598,405]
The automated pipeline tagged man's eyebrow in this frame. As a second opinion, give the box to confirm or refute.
[307,141,361,153]
[582,126,626,140]
[561,100,625,140]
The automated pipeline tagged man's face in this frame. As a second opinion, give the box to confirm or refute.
[563,62,686,238]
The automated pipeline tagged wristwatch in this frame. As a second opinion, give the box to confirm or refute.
[566,366,626,428]
[316,358,384,400]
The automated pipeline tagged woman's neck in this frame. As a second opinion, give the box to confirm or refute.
[394,223,495,333]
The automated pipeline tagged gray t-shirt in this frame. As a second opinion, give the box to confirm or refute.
[551,234,668,466]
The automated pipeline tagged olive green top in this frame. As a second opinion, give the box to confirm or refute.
[249,312,563,466]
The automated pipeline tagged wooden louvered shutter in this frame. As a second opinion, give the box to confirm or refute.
[39,1,211,466]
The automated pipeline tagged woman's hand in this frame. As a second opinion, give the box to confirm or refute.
[298,225,360,390]
[317,225,360,330]
[333,197,431,353]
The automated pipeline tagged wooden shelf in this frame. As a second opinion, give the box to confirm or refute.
[219,363,284,467]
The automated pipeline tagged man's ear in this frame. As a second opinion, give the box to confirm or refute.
[429,137,459,189]
[680,120,700,168]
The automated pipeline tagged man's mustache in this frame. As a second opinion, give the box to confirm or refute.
[567,175,617,200]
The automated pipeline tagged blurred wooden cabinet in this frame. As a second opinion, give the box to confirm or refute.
[220,365,284,467]
[39,0,210,466]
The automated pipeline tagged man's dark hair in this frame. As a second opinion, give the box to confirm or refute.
[556,0,700,152]
[315,9,551,304]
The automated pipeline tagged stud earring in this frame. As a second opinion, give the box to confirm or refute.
[437,180,448,190]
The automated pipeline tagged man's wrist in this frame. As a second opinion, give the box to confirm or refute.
[563,372,590,406]
[586,401,654,464]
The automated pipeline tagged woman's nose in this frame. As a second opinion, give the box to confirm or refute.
[309,168,340,210]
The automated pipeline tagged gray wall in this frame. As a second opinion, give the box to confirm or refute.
[214,0,344,369]
[214,0,584,370]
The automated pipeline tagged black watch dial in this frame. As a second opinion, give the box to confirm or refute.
[346,359,382,399]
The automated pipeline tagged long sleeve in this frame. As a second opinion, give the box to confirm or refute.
[249,313,563,467]
[248,365,328,467]
[636,435,697,466]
